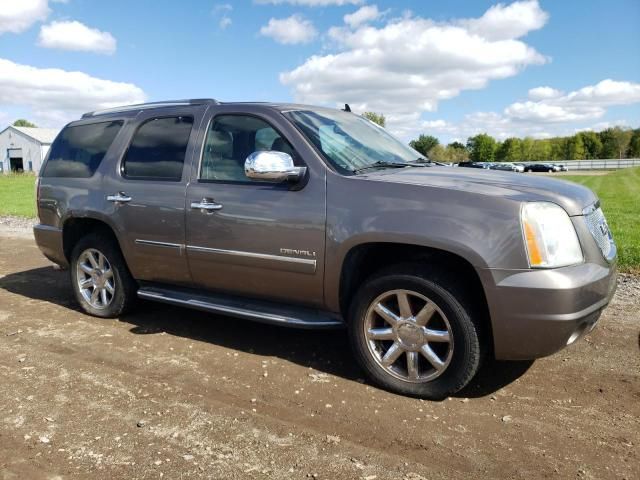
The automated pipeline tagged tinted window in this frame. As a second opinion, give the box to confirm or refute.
[43,121,123,178]
[123,116,193,181]
[201,115,296,182]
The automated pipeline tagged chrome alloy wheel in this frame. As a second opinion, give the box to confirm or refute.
[76,248,115,310]
[364,289,454,383]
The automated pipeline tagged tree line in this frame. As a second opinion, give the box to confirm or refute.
[362,112,640,163]
[410,127,640,163]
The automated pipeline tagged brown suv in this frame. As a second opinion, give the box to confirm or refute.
[34,99,617,399]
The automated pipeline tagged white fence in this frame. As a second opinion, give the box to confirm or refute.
[510,159,640,170]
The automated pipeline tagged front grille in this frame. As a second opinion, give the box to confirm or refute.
[584,206,614,261]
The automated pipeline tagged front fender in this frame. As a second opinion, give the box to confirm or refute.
[323,173,528,311]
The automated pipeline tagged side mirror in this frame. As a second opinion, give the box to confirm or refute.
[244,151,306,183]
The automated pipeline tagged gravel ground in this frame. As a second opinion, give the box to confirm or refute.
[0,224,638,480]
[616,273,640,306]
[0,216,36,238]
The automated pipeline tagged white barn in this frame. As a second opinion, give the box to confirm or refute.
[0,126,59,174]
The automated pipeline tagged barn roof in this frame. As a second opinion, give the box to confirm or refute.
[3,126,59,145]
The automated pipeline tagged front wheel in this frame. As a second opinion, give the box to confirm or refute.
[348,268,484,399]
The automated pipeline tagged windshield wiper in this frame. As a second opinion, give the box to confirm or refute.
[411,158,449,166]
[354,161,426,174]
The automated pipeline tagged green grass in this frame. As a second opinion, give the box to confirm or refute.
[562,167,640,273]
[0,173,36,218]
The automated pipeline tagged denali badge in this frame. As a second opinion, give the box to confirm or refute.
[280,248,317,258]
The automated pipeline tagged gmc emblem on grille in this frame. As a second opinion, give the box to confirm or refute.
[599,222,610,238]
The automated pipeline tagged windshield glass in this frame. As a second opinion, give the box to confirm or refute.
[283,109,427,174]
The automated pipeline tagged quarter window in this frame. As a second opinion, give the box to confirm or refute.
[201,115,296,182]
[43,121,123,178]
[123,116,193,181]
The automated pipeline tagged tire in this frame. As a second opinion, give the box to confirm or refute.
[348,265,485,399]
[70,232,137,318]
[548,169,553,173]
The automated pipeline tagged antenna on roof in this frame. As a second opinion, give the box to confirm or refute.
[342,103,351,112]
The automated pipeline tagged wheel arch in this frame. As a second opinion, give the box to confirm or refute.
[336,241,493,354]
[62,214,123,263]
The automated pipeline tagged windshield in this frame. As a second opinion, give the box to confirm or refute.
[283,109,427,174]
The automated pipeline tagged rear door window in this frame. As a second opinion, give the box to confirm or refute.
[42,120,123,178]
[122,116,193,181]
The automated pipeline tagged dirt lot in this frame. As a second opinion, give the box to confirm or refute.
[0,230,638,480]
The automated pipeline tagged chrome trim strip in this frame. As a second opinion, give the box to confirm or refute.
[135,239,184,249]
[186,245,317,267]
[137,290,341,328]
[34,224,63,233]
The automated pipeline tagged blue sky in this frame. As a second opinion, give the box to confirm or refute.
[0,0,638,142]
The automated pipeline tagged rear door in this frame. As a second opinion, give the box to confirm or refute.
[184,108,327,307]
[103,107,205,284]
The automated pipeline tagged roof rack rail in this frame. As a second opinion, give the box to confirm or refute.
[82,98,219,118]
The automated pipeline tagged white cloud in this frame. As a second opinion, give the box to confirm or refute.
[0,0,49,35]
[219,16,232,29]
[422,120,449,129]
[583,120,629,132]
[461,0,548,41]
[505,79,640,123]
[281,1,549,137]
[38,21,117,54]
[416,112,552,141]
[256,0,362,6]
[260,14,317,44]
[419,79,640,141]
[528,86,563,100]
[0,58,146,127]
[344,5,380,28]
[213,3,232,30]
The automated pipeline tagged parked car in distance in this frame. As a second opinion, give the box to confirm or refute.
[525,163,560,172]
[34,99,618,399]
[489,163,524,173]
[457,162,488,169]
[555,164,569,171]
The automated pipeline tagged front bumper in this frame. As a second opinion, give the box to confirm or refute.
[480,261,617,360]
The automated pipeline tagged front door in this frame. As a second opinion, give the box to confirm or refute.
[185,112,326,307]
[103,108,204,284]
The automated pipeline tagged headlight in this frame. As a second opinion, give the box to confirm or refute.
[521,202,583,268]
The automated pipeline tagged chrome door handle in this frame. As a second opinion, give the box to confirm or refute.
[190,200,223,212]
[107,192,132,203]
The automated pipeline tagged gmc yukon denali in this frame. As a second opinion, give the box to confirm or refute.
[34,99,618,399]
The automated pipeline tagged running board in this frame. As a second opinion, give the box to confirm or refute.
[137,285,344,329]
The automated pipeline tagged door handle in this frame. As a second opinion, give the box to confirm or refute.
[190,199,223,212]
[106,192,132,203]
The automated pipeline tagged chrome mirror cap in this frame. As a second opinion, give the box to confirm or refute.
[244,151,306,182]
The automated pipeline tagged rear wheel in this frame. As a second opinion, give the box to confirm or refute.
[348,267,484,399]
[70,233,137,318]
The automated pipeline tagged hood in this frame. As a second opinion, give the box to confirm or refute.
[360,166,596,216]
